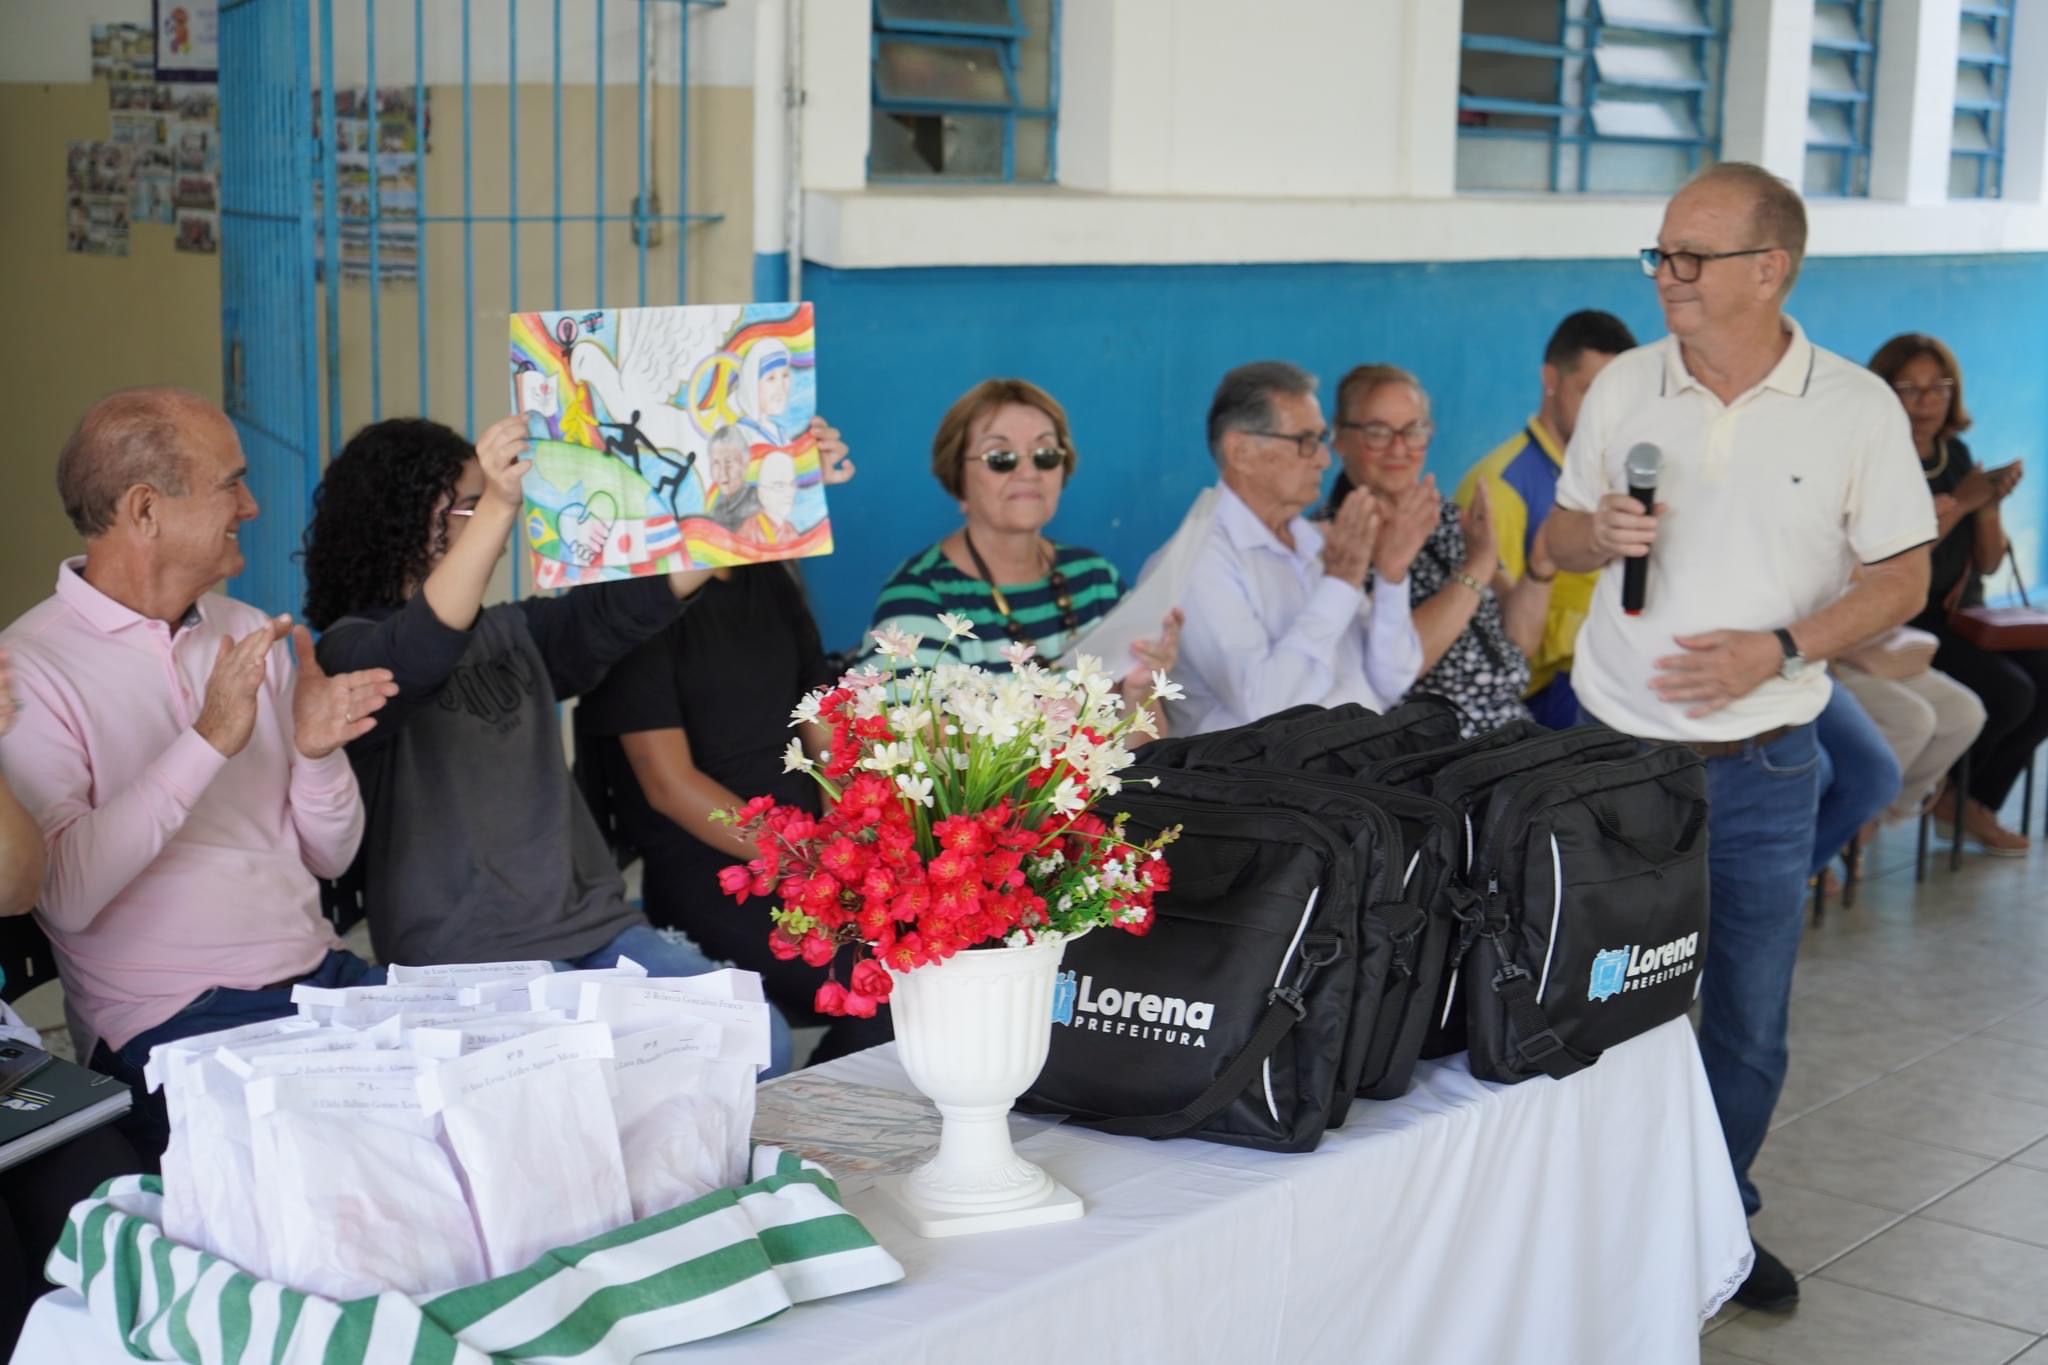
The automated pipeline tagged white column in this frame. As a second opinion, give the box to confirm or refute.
[2003,0,2048,202]
[1400,0,1462,197]
[1720,0,1813,180]
[1055,0,1174,194]
[797,0,867,191]
[752,0,789,263]
[1870,0,1960,203]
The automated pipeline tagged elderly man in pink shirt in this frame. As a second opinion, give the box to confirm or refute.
[0,387,398,1159]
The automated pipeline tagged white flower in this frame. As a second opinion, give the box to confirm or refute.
[1050,776,1087,816]
[1149,671,1186,704]
[783,737,813,774]
[843,666,888,692]
[895,773,936,808]
[999,641,1039,669]
[860,741,911,773]
[871,625,921,660]
[937,611,977,640]
[790,691,824,725]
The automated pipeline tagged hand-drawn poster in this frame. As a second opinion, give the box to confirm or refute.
[508,303,829,587]
[154,1,220,84]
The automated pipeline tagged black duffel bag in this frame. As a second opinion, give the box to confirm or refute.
[1381,723,1640,1058]
[1128,763,1434,1106]
[1019,774,1380,1152]
[1136,697,1463,774]
[1462,741,1711,1084]
[1150,701,1470,1101]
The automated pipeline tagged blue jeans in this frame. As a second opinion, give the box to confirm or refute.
[560,921,794,1078]
[91,949,386,1165]
[1697,724,1824,1216]
[1810,683,1901,878]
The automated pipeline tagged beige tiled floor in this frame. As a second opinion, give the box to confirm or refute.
[1706,809,2048,1365]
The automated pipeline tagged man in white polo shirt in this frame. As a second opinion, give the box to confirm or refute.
[1549,163,1933,1313]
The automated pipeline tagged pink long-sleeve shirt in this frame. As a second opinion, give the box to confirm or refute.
[0,560,356,1050]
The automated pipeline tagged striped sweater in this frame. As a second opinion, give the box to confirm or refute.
[868,541,1125,672]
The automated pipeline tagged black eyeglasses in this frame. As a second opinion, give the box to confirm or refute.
[1337,419,1435,452]
[972,446,1067,474]
[1893,379,1956,401]
[1639,246,1776,283]
[1245,429,1330,459]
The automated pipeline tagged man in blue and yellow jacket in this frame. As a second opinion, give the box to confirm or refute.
[1455,310,1638,728]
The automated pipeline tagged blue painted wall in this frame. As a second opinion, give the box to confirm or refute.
[798,253,2048,653]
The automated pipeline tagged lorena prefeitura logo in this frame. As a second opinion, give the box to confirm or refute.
[1052,969,1214,1048]
[1587,932,1700,1003]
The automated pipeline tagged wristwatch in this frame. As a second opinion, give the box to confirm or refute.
[1773,628,1812,682]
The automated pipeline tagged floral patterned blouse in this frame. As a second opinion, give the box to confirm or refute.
[1391,500,1533,738]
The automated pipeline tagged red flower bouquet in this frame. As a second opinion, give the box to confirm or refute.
[715,616,1181,1017]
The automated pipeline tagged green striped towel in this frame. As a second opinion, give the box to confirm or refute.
[48,1147,903,1364]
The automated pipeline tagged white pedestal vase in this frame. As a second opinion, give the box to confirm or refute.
[872,936,1085,1238]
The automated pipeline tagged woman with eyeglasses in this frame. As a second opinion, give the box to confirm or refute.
[1868,332,2042,855]
[1329,364,1557,737]
[869,378,1181,714]
[300,414,851,1072]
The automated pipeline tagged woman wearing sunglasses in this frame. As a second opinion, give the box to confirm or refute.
[869,378,1181,714]
[1329,364,1558,737]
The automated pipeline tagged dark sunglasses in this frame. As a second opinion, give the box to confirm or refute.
[973,446,1066,475]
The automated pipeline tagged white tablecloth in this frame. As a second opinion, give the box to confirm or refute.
[17,1018,1748,1365]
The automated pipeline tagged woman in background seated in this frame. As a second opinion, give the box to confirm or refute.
[1329,365,1555,737]
[870,378,1180,713]
[574,422,892,1066]
[1871,333,2043,855]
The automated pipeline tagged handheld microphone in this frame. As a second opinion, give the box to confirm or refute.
[1621,442,1662,617]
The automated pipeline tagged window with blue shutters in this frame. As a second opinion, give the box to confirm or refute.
[1457,0,1729,195]
[868,0,1060,184]
[1806,0,1881,198]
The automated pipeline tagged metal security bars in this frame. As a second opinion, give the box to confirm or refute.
[1953,1,2016,199]
[1457,0,1729,195]
[1806,0,1881,198]
[218,0,724,616]
[867,0,1060,183]
[219,0,319,616]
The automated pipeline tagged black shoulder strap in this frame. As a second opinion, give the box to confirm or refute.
[1489,958,1596,1080]
[1078,986,1308,1140]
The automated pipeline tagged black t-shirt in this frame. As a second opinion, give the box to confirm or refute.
[1913,436,1983,631]
[574,565,832,864]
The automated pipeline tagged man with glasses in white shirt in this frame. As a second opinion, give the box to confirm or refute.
[1172,361,1424,734]
[1547,163,1934,1314]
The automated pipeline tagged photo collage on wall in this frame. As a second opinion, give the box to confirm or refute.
[74,22,219,257]
[312,87,432,285]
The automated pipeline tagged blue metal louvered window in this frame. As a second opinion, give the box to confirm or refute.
[1457,0,1729,195]
[1953,1,2016,199]
[1806,0,1881,198]
[868,0,1060,183]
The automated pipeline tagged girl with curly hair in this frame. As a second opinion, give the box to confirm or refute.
[302,413,844,1076]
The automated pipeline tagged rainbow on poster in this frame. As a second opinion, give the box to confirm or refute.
[507,301,829,586]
